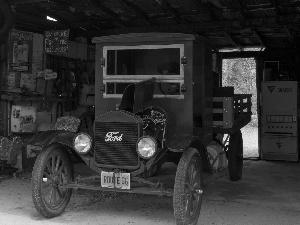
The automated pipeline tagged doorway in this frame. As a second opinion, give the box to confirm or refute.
[222,57,258,158]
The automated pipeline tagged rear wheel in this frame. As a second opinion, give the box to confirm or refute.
[228,130,243,181]
[173,148,203,225]
[32,146,74,218]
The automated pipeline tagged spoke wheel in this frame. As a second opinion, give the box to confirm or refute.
[32,145,74,218]
[228,130,243,181]
[173,148,203,225]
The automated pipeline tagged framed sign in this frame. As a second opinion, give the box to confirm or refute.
[9,29,33,72]
[44,29,70,54]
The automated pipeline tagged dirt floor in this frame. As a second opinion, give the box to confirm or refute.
[1,124,300,225]
[241,124,259,158]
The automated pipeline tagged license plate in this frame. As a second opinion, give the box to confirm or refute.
[101,171,130,189]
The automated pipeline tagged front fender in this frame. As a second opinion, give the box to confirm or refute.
[168,134,212,172]
[29,130,77,149]
[29,130,85,163]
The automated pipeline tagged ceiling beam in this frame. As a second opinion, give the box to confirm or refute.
[269,0,280,15]
[8,0,48,5]
[50,0,103,30]
[154,0,184,24]
[283,25,295,45]
[27,4,87,32]
[89,0,128,28]
[223,32,242,50]
[246,1,300,11]
[118,0,159,26]
[196,0,217,20]
[235,0,248,19]
[220,51,261,59]
[252,28,266,47]
[88,14,300,37]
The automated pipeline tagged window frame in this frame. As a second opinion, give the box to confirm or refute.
[102,44,185,99]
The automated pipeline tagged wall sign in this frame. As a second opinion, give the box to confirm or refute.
[44,29,70,54]
[9,29,33,72]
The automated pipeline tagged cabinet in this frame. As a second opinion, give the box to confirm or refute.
[261,81,299,161]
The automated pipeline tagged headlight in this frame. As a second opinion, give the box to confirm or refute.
[137,136,157,159]
[73,133,92,154]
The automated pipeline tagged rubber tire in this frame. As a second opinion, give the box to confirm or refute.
[32,146,74,218]
[228,130,243,181]
[173,148,203,225]
[0,0,13,36]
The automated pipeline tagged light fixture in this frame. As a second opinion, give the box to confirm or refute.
[47,16,57,22]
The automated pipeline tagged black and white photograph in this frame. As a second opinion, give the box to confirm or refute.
[0,1,300,225]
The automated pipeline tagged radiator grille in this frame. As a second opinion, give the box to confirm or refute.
[94,121,139,167]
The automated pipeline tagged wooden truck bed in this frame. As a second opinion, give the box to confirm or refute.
[212,94,252,134]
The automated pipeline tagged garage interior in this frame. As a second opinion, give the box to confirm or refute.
[0,0,300,224]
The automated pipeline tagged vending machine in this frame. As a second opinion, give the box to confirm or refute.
[261,81,299,161]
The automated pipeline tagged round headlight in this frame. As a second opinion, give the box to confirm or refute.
[137,136,157,159]
[73,133,92,154]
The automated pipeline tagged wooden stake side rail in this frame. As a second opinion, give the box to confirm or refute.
[212,94,252,134]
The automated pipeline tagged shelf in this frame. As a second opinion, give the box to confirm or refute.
[1,94,71,102]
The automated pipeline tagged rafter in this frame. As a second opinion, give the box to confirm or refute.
[50,0,103,30]
[89,14,300,37]
[224,32,242,50]
[252,28,266,47]
[235,0,248,19]
[246,1,300,11]
[29,4,87,31]
[89,0,128,28]
[8,0,48,5]
[269,0,280,15]
[154,0,184,24]
[284,25,295,45]
[119,0,159,26]
[196,0,217,20]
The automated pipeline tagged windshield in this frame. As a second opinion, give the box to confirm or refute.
[103,44,184,98]
[104,45,183,76]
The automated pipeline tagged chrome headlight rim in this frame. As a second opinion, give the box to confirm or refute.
[136,136,157,159]
[73,132,93,155]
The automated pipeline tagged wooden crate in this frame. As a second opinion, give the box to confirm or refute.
[213,94,252,132]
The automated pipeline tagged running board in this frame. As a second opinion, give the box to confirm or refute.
[62,183,173,197]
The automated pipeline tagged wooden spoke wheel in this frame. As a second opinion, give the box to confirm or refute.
[32,146,74,218]
[228,130,243,181]
[173,148,203,225]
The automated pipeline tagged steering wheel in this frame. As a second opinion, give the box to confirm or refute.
[0,0,13,36]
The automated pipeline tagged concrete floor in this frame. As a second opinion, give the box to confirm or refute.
[0,159,300,225]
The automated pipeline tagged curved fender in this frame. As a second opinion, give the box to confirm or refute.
[48,132,77,148]
[29,130,81,161]
[168,135,212,172]
[29,130,77,148]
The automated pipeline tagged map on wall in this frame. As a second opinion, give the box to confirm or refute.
[44,29,70,54]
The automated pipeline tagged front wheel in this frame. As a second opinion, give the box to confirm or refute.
[32,145,74,218]
[173,148,203,225]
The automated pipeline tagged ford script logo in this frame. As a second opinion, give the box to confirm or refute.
[105,132,123,142]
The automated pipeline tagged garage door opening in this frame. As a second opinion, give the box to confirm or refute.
[222,57,258,158]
